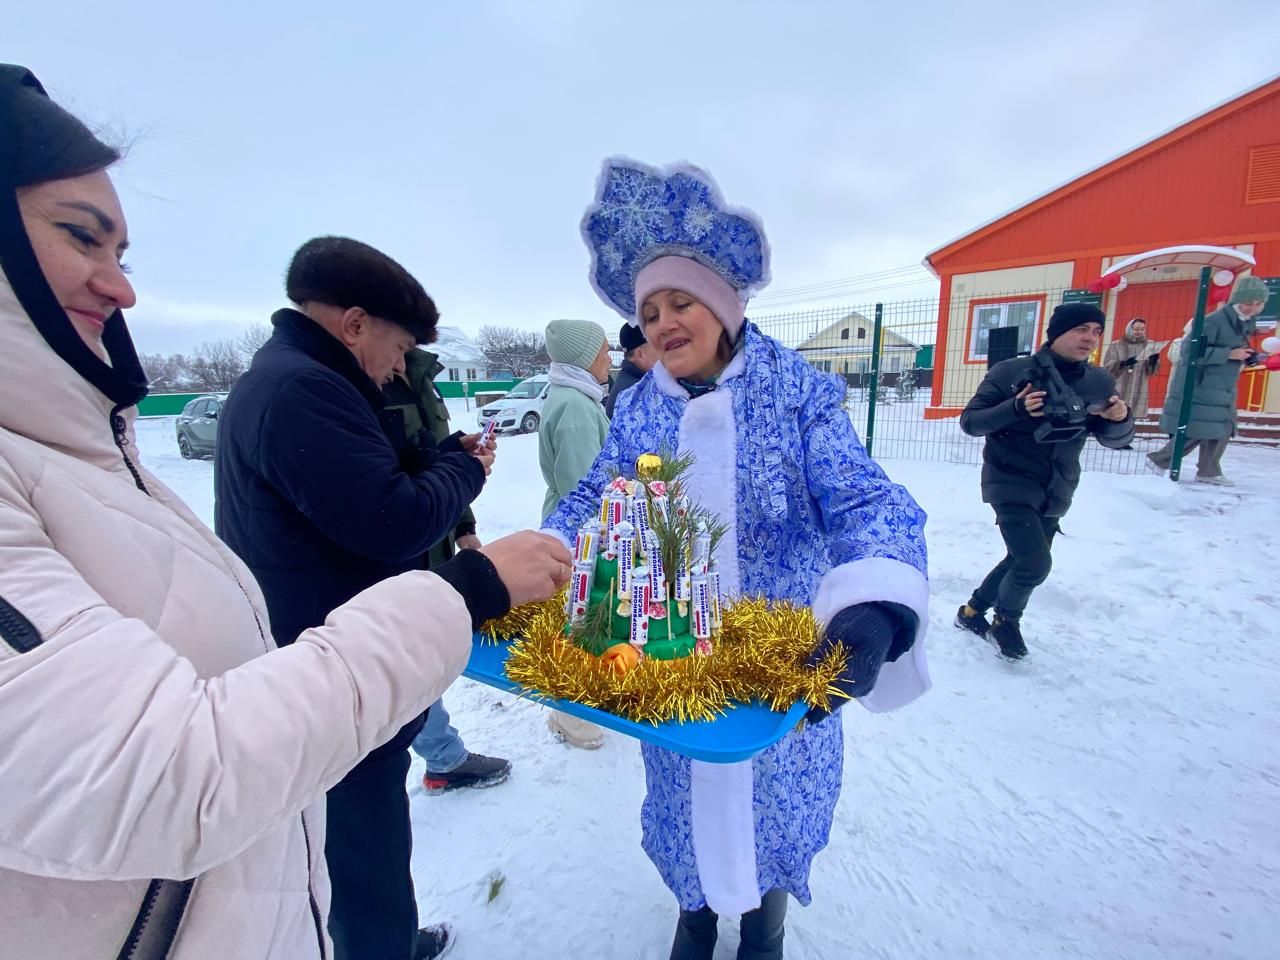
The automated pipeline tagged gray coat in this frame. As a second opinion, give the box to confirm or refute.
[1159,305,1252,440]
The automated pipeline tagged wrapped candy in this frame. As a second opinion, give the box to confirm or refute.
[615,521,636,595]
[629,565,651,647]
[631,495,652,556]
[648,480,670,525]
[674,541,692,604]
[566,559,595,623]
[645,530,668,600]
[691,572,713,640]
[707,560,723,629]
[604,486,628,560]
[573,520,602,566]
[692,522,712,575]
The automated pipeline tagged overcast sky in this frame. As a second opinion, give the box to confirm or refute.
[9,1,1279,354]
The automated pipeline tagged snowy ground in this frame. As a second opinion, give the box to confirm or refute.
[135,406,1279,960]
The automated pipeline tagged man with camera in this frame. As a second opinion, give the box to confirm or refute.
[955,302,1134,660]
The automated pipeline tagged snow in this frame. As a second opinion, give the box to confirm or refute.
[427,327,489,372]
[132,409,1279,960]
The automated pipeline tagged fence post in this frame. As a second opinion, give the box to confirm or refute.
[865,303,884,456]
[1169,266,1212,482]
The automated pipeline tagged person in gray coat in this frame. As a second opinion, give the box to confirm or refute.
[1147,275,1270,486]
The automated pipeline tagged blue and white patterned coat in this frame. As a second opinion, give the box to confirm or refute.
[545,325,930,914]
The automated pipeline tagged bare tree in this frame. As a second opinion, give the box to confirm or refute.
[477,325,547,377]
[236,322,273,362]
[188,339,246,392]
[138,352,193,391]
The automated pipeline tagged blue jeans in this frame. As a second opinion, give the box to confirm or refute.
[411,698,468,774]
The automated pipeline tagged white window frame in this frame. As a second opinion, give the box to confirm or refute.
[969,299,1042,361]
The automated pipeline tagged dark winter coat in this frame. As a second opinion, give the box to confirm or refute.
[604,358,646,418]
[382,348,478,568]
[215,309,486,758]
[960,346,1135,518]
[1159,305,1252,440]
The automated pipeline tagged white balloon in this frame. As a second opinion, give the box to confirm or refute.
[1115,276,1129,291]
[1262,336,1280,354]
[1212,269,1234,287]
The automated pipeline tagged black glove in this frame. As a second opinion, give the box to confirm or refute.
[1146,354,1159,372]
[1121,356,1138,369]
[805,602,901,723]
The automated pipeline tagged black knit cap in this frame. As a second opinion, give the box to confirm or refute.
[1046,302,1106,344]
[285,236,439,345]
[0,64,147,410]
[619,321,646,352]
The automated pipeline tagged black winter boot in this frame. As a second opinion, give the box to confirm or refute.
[988,616,1028,661]
[670,906,718,960]
[954,603,991,638]
[421,753,511,793]
[737,889,788,960]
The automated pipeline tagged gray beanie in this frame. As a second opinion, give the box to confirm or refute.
[1230,275,1269,305]
[545,318,608,370]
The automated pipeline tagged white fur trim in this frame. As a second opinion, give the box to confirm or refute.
[676,386,741,598]
[652,349,747,400]
[812,557,932,714]
[691,758,760,915]
[675,378,755,909]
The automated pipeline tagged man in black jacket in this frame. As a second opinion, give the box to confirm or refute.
[603,321,655,418]
[955,302,1134,660]
[216,236,501,960]
[384,348,512,794]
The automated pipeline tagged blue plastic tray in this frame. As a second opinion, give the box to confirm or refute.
[464,635,808,763]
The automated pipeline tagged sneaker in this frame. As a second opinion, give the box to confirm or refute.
[414,924,455,960]
[954,604,990,637]
[547,711,605,749]
[1196,475,1235,487]
[987,617,1028,661]
[422,753,512,794]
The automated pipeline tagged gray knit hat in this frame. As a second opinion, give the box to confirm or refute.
[545,318,608,370]
[1230,275,1269,305]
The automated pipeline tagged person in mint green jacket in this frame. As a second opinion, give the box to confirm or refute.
[538,318,613,750]
[539,318,612,521]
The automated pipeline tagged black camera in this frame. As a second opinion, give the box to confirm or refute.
[1027,353,1087,444]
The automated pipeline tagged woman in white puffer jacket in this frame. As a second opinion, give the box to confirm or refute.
[0,64,570,960]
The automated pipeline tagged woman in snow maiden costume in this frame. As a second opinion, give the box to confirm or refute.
[545,158,931,960]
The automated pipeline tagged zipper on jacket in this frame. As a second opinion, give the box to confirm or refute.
[300,812,329,960]
[116,878,195,960]
[110,408,150,496]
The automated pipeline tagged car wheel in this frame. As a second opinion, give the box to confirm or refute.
[520,412,540,434]
[178,432,193,459]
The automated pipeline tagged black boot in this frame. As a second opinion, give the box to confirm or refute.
[737,889,788,960]
[987,616,1028,661]
[954,603,990,637]
[670,905,718,960]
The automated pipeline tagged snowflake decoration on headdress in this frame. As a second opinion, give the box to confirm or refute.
[581,157,772,320]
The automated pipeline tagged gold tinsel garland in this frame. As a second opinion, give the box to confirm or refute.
[479,595,850,725]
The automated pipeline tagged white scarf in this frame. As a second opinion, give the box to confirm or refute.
[548,361,607,403]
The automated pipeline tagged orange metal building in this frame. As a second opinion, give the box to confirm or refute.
[923,74,1280,419]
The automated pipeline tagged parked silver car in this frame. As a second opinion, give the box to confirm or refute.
[175,395,223,459]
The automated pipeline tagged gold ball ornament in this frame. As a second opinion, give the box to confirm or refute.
[635,453,663,480]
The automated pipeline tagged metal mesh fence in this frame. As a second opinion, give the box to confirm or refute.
[749,280,1271,475]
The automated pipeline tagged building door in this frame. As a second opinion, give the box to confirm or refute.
[1114,278,1199,411]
